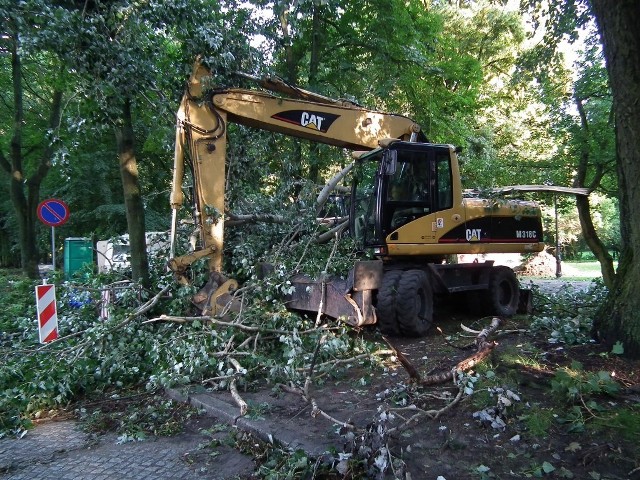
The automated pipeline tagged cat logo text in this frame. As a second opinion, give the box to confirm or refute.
[271,110,340,133]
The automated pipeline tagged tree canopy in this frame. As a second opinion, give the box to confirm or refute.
[2,0,638,354]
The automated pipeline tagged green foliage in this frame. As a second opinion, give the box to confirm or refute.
[610,341,624,355]
[550,361,619,404]
[233,428,346,480]
[592,407,640,442]
[0,0,263,270]
[0,222,375,437]
[529,281,607,345]
[0,272,37,330]
[77,392,200,441]
[520,406,555,438]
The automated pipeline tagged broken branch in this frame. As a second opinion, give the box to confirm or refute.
[388,318,504,386]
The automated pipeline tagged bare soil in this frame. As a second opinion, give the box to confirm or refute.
[221,279,640,480]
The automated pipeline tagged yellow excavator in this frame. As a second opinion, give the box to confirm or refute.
[168,60,547,337]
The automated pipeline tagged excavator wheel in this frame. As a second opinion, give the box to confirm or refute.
[376,270,404,336]
[486,266,520,316]
[396,269,433,337]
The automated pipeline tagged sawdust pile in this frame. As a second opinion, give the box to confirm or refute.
[514,251,558,277]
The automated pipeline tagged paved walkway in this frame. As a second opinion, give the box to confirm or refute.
[0,418,256,479]
[0,384,354,480]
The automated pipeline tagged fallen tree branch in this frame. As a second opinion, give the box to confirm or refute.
[474,317,503,346]
[225,212,286,227]
[201,374,235,385]
[419,318,502,386]
[386,384,466,435]
[230,377,248,416]
[37,285,171,350]
[307,335,325,379]
[227,357,248,416]
[294,353,373,373]
[387,317,504,386]
[275,327,358,431]
[315,220,349,244]
[273,322,503,438]
[113,285,172,329]
[142,315,291,334]
[229,357,245,374]
[382,336,421,381]
[460,323,482,334]
[315,162,354,214]
[277,383,356,431]
[309,397,355,430]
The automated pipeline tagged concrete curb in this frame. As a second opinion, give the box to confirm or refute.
[165,388,335,458]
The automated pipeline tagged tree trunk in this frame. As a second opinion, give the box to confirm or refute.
[275,1,307,185]
[307,0,323,184]
[573,95,616,288]
[590,0,640,358]
[276,1,298,84]
[575,196,615,287]
[115,98,150,288]
[7,38,37,278]
[0,39,62,278]
[0,214,19,268]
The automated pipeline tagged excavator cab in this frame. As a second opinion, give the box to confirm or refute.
[351,141,454,255]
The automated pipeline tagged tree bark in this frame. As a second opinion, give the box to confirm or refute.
[115,98,150,288]
[590,0,640,358]
[575,195,615,287]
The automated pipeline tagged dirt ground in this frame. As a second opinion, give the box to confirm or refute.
[369,322,640,479]
[206,278,640,480]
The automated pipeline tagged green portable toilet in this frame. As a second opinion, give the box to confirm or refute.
[64,237,93,279]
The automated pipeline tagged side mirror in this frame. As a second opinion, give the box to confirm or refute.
[382,149,397,175]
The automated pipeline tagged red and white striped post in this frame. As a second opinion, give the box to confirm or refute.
[36,284,59,343]
[100,288,111,320]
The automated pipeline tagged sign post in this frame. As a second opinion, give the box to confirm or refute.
[37,199,70,271]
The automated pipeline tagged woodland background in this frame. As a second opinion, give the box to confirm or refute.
[0,0,620,277]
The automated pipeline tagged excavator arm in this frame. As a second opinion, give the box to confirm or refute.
[168,61,421,314]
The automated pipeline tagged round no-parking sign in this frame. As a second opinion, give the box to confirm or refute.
[37,199,70,227]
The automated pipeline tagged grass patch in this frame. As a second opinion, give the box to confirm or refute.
[561,260,617,279]
[592,406,640,442]
[76,390,201,441]
[520,406,555,438]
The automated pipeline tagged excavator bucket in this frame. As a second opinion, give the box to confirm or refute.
[285,260,383,327]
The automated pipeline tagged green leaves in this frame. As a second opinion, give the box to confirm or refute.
[550,362,620,405]
[0,224,370,436]
[529,281,608,345]
[611,341,624,355]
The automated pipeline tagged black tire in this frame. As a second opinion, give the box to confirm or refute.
[396,270,433,337]
[486,266,520,316]
[376,270,403,336]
